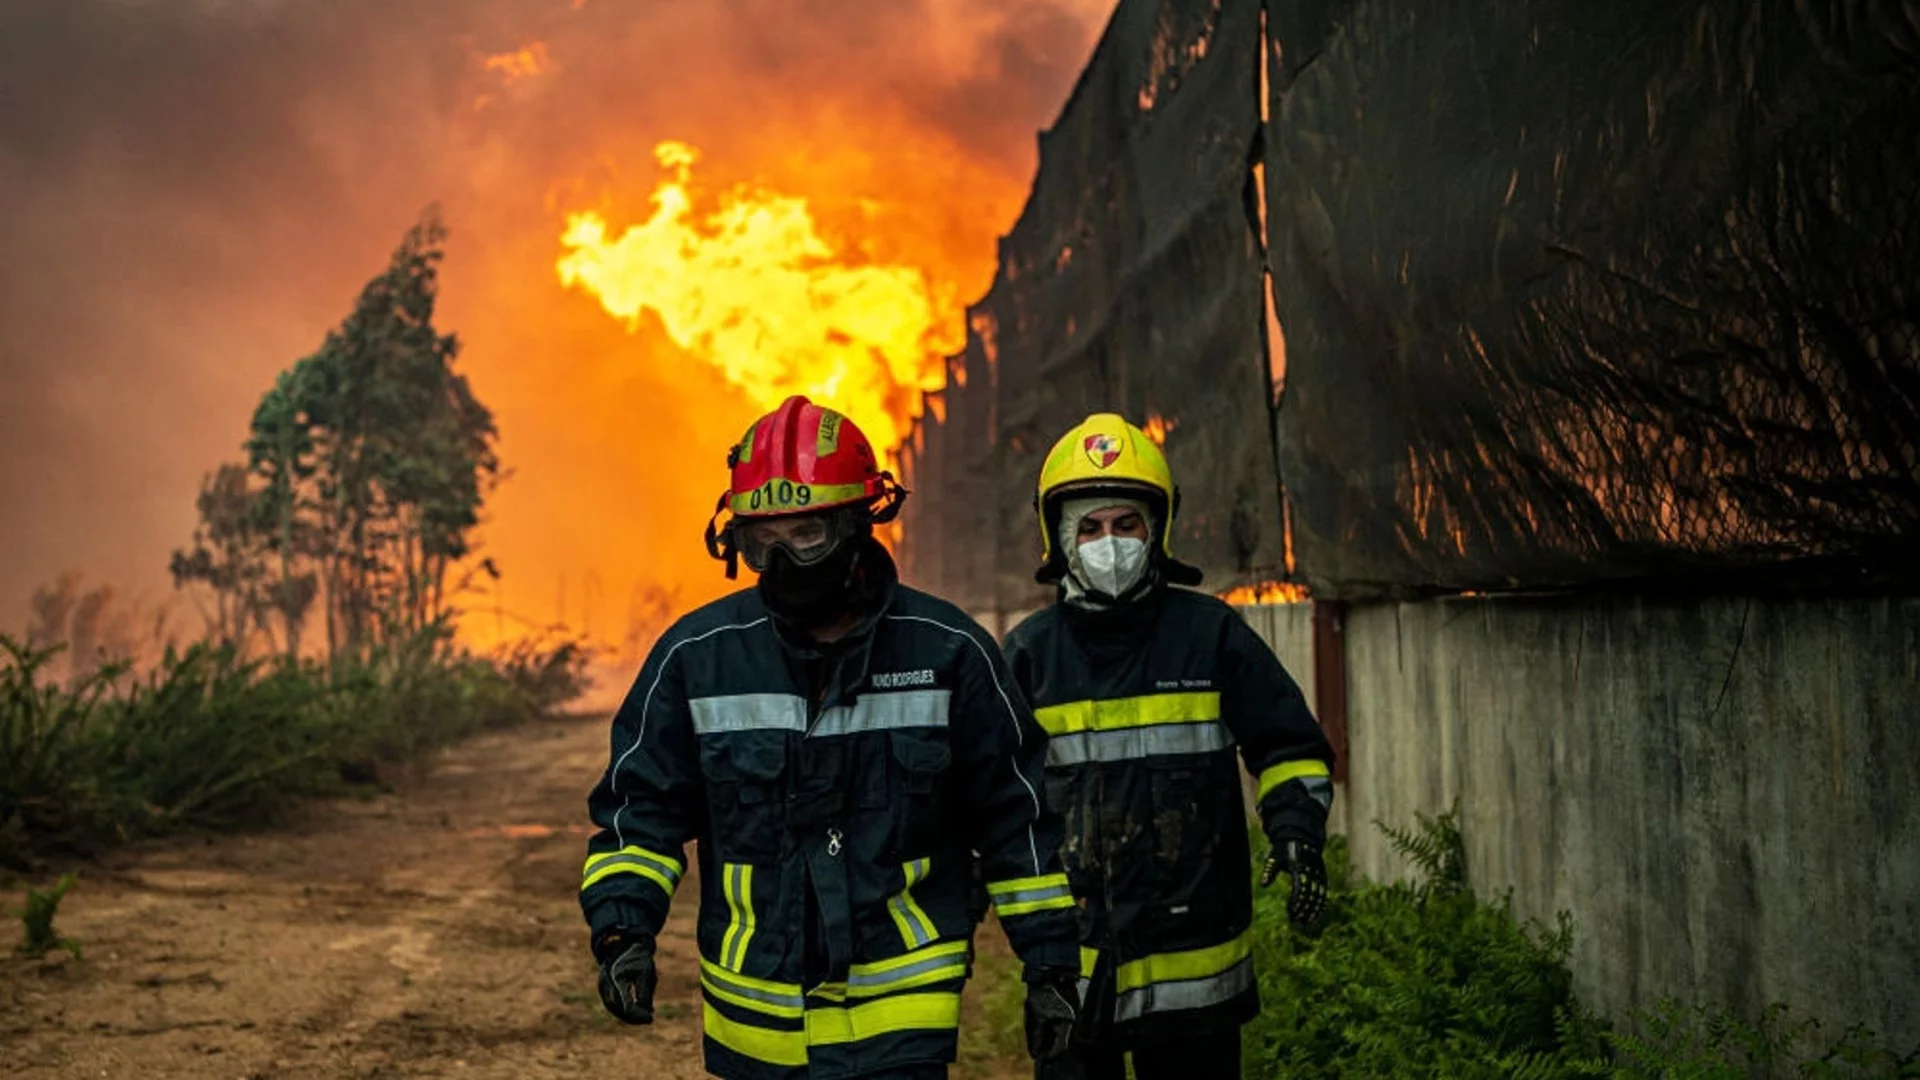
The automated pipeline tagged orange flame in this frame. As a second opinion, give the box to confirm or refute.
[554,141,959,458]
[1142,412,1177,447]
[1218,580,1311,605]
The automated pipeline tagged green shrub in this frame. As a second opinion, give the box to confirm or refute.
[101,642,343,833]
[0,628,588,867]
[1243,808,1614,1078]
[1613,1000,1920,1079]
[1242,808,1920,1079]
[14,872,81,959]
[496,633,594,715]
[0,639,128,858]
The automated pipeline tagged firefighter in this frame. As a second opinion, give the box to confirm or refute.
[1000,413,1336,1080]
[580,395,1084,1080]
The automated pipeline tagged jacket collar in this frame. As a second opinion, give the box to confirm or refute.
[770,541,896,649]
[1057,581,1168,663]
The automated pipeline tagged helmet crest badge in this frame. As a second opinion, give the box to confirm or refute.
[1084,433,1122,469]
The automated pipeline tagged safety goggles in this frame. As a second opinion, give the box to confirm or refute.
[733,506,869,573]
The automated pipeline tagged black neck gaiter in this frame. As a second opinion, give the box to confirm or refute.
[759,537,878,630]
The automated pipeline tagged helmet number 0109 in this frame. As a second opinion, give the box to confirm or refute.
[749,479,813,512]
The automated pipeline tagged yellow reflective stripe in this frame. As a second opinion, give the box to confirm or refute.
[997,894,1077,917]
[811,940,971,1003]
[1257,758,1332,803]
[849,940,968,999]
[850,939,970,979]
[720,863,757,970]
[985,872,1069,897]
[848,958,965,999]
[582,846,685,879]
[1114,930,1252,994]
[803,990,962,1046]
[887,858,939,949]
[702,947,964,1063]
[703,978,805,1020]
[580,845,684,894]
[729,480,871,515]
[700,958,804,998]
[987,871,1075,917]
[580,861,674,894]
[1033,692,1222,736]
[1078,946,1100,979]
[703,1001,808,1066]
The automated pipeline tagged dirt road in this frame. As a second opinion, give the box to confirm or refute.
[0,716,1024,1079]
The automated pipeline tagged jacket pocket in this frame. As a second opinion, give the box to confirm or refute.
[889,730,952,793]
[886,730,952,857]
[701,733,789,861]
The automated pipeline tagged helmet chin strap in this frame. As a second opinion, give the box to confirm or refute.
[703,494,741,580]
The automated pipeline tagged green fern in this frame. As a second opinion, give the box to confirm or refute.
[1613,999,1920,1079]
[1376,803,1468,894]
[1240,810,1918,1078]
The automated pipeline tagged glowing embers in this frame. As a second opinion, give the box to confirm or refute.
[1217,580,1310,605]
[1142,413,1178,447]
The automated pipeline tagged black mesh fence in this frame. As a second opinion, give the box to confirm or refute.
[899,0,1282,612]
[1267,0,1920,598]
[899,0,1920,608]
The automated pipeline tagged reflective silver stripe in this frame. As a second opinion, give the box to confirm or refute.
[811,689,952,737]
[846,951,968,991]
[1300,775,1334,810]
[585,851,682,884]
[1045,722,1234,765]
[702,967,806,1012]
[690,693,807,735]
[887,858,937,949]
[1112,957,1254,1022]
[991,883,1071,908]
[888,895,935,947]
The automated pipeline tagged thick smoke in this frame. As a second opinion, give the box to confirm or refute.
[0,0,1112,644]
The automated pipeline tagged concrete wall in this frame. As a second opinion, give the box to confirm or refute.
[1238,594,1920,1050]
[1231,602,1317,701]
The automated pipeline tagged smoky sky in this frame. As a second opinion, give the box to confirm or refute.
[0,0,1111,635]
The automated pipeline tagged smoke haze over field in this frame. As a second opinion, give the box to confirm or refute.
[0,0,1112,657]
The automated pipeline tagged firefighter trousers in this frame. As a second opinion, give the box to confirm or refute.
[1033,1029,1241,1080]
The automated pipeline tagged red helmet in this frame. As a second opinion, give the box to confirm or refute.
[704,396,907,578]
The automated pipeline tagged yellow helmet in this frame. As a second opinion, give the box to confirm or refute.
[1032,413,1203,586]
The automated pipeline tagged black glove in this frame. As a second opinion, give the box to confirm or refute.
[1260,776,1331,926]
[594,931,658,1025]
[1261,838,1330,925]
[1023,968,1082,1061]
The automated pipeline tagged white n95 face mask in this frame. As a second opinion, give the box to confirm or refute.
[1075,535,1150,598]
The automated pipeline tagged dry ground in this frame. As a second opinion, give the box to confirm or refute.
[0,716,1025,1079]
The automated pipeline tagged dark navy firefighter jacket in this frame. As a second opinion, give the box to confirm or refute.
[1003,586,1335,1047]
[582,571,1079,1079]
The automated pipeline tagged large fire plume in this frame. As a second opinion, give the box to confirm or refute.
[0,0,1118,683]
[554,141,960,458]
